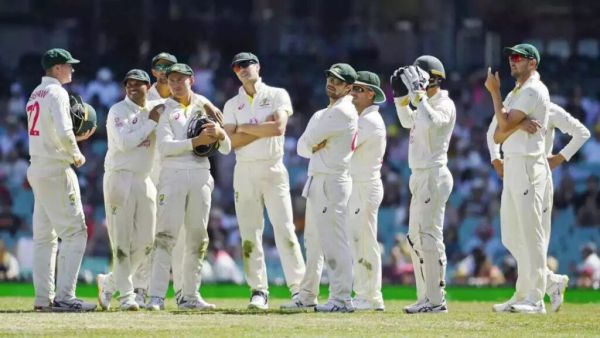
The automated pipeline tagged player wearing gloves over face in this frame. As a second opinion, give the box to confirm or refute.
[391,55,456,313]
[146,63,231,311]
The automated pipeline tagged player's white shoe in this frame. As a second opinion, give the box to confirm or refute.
[178,296,216,310]
[146,296,165,311]
[120,297,140,311]
[548,275,569,312]
[248,291,268,310]
[280,293,316,311]
[134,288,147,309]
[403,299,427,313]
[314,300,354,313]
[404,300,448,314]
[492,297,519,313]
[353,298,385,311]
[52,299,97,312]
[510,301,546,314]
[96,274,112,311]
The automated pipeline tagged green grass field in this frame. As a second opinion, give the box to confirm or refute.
[1,283,599,337]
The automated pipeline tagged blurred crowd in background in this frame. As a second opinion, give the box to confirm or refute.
[0,0,599,290]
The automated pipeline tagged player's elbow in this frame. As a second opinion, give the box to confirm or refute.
[581,128,591,141]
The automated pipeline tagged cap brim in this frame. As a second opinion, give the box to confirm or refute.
[231,58,257,67]
[503,47,527,56]
[354,81,386,103]
[122,77,150,85]
[325,70,346,82]
[66,58,80,64]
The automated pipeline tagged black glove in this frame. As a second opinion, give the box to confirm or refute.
[390,67,409,98]
[187,112,220,157]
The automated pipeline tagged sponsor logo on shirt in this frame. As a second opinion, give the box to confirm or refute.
[238,104,245,110]
[258,98,271,107]
[132,117,138,124]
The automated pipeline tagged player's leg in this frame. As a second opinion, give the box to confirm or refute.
[178,170,215,310]
[499,158,530,308]
[171,227,186,304]
[352,180,384,310]
[540,176,568,311]
[419,168,452,310]
[28,168,58,310]
[263,161,305,296]
[510,156,549,313]
[281,176,323,310]
[126,177,157,310]
[405,173,427,310]
[45,168,92,311]
[314,175,353,311]
[233,163,269,307]
[148,169,186,309]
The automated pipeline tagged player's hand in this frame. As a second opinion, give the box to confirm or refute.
[484,67,501,94]
[149,104,165,122]
[548,154,566,170]
[192,129,217,147]
[519,119,542,134]
[265,114,275,122]
[492,158,504,179]
[73,153,86,168]
[390,67,409,98]
[204,103,224,126]
[203,121,226,140]
[312,140,327,153]
[76,126,96,141]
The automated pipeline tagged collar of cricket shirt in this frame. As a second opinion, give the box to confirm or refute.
[360,105,379,117]
[124,96,148,112]
[238,77,266,97]
[41,76,61,85]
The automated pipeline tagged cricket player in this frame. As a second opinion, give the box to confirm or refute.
[486,82,590,312]
[27,48,96,311]
[347,71,387,311]
[223,52,305,310]
[125,52,178,308]
[392,55,456,313]
[147,63,230,311]
[286,63,358,313]
[96,69,163,310]
[484,43,551,314]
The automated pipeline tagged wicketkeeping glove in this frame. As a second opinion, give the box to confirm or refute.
[390,67,409,98]
[187,112,220,157]
[401,66,430,106]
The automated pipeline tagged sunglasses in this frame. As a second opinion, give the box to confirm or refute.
[508,54,532,63]
[351,86,371,93]
[232,60,258,72]
[153,64,171,72]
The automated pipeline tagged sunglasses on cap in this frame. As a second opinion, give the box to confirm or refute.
[508,54,533,63]
[232,60,258,72]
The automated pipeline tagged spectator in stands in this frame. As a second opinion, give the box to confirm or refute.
[582,126,600,163]
[453,246,505,286]
[384,234,414,284]
[0,239,19,280]
[575,175,600,227]
[577,243,600,289]
[83,67,122,109]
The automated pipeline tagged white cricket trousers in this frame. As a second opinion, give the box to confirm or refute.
[540,168,564,292]
[27,164,87,307]
[500,155,550,304]
[149,168,213,299]
[233,159,305,295]
[131,171,185,295]
[407,166,452,306]
[103,171,156,301]
[348,179,384,307]
[299,173,353,305]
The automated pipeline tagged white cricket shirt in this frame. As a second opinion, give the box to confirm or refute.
[157,93,231,170]
[297,95,358,176]
[350,105,386,182]
[223,79,293,162]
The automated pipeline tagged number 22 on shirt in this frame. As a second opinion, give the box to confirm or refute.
[26,101,41,136]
